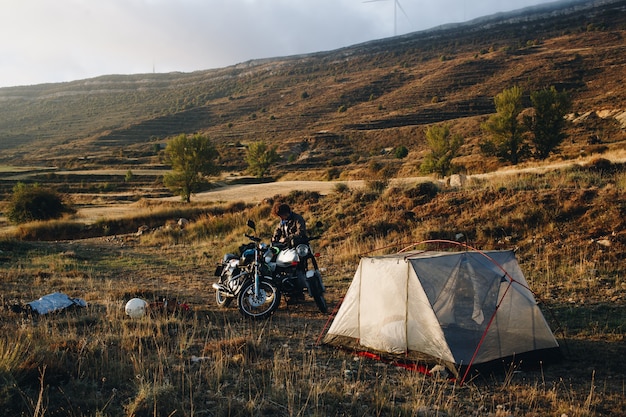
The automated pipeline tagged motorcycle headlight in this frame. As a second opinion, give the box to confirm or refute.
[296,244,310,257]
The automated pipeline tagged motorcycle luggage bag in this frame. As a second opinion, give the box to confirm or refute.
[215,253,238,275]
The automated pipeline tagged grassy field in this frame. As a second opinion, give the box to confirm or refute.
[1,158,625,417]
[1,3,624,414]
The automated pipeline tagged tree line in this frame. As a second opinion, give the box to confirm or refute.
[422,85,571,177]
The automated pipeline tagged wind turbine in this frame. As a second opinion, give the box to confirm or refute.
[364,0,411,37]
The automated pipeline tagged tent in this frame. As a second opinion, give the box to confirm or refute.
[323,248,560,380]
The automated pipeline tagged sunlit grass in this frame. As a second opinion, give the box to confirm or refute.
[0,161,624,415]
[0,241,623,415]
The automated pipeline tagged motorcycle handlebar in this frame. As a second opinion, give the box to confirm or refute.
[244,233,262,243]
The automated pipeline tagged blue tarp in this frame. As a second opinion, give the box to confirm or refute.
[27,292,87,315]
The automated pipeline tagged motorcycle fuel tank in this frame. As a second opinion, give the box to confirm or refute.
[276,248,299,267]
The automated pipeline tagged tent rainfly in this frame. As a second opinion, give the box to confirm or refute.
[323,249,560,379]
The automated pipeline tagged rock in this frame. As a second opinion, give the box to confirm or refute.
[448,174,468,188]
[595,238,611,247]
[429,364,449,379]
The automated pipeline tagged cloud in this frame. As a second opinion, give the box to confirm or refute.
[0,0,552,87]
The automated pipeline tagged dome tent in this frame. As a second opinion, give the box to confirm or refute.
[322,245,560,382]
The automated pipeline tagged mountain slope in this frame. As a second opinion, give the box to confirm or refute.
[0,0,624,173]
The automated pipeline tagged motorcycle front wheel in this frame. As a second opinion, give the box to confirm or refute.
[237,279,281,319]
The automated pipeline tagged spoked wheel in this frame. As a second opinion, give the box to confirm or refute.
[215,288,233,308]
[308,271,328,313]
[237,279,281,319]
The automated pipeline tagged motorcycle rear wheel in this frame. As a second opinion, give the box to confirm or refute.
[308,271,328,313]
[237,279,281,319]
[215,289,233,308]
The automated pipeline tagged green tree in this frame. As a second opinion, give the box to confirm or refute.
[246,141,280,178]
[163,133,220,202]
[526,86,571,159]
[421,124,464,177]
[7,183,73,224]
[480,86,528,164]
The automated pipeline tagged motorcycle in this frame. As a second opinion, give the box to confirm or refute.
[212,219,327,318]
[212,224,281,319]
[263,220,328,314]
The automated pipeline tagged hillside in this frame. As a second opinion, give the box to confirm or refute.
[0,0,624,178]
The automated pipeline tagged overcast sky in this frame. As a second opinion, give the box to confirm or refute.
[0,0,557,88]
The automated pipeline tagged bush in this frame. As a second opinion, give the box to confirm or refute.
[403,181,440,204]
[325,167,341,180]
[6,183,74,224]
[394,145,409,159]
[333,183,350,194]
[365,179,389,194]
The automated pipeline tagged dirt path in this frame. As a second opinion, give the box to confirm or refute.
[184,151,625,205]
[184,180,367,203]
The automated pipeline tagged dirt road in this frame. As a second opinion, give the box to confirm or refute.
[187,180,366,203]
[65,179,368,225]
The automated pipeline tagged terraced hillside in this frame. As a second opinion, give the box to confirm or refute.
[0,0,624,177]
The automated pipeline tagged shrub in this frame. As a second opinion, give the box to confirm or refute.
[6,183,74,224]
[325,167,341,180]
[394,145,409,159]
[404,181,440,204]
[334,183,350,194]
[365,179,389,194]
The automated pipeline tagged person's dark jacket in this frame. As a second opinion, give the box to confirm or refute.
[272,212,308,246]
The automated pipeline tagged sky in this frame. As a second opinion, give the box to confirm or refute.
[0,0,558,88]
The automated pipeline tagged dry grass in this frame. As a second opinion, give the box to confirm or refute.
[1,10,625,414]
[1,162,625,416]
